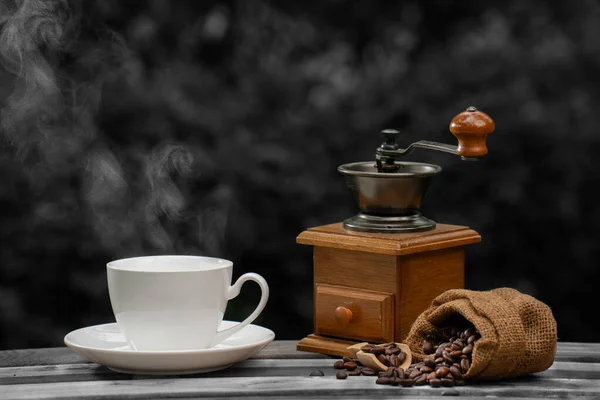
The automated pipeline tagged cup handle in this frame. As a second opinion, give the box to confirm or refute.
[210,272,269,347]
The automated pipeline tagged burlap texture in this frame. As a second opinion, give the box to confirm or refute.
[404,288,557,380]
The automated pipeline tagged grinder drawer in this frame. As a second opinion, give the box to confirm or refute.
[314,284,394,342]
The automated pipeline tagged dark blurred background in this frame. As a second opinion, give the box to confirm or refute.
[0,0,598,349]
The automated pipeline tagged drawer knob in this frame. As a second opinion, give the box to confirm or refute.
[334,306,353,325]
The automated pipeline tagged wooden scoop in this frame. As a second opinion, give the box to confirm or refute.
[347,342,369,357]
[347,342,412,371]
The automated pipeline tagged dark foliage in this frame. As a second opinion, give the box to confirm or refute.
[0,0,598,349]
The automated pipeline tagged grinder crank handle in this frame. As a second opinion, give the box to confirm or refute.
[449,106,495,158]
[375,106,494,163]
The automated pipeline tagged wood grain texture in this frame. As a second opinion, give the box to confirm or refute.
[297,223,480,256]
[395,247,465,340]
[0,359,339,385]
[296,334,358,357]
[250,341,329,359]
[1,341,597,367]
[0,348,91,368]
[0,341,326,368]
[302,223,478,355]
[314,247,396,293]
[154,397,570,400]
[4,375,600,399]
[3,353,600,385]
[1,342,600,399]
[314,284,394,342]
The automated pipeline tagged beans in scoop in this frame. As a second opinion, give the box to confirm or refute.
[333,342,406,378]
[333,323,480,388]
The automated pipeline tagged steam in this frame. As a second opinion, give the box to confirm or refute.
[83,147,130,251]
[0,0,198,256]
[143,144,194,251]
[0,0,73,161]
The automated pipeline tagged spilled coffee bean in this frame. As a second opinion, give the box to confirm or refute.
[400,378,415,387]
[361,367,377,376]
[376,377,391,385]
[332,321,481,389]
[343,362,357,371]
[336,371,348,379]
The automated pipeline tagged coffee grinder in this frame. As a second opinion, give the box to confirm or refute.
[297,107,495,356]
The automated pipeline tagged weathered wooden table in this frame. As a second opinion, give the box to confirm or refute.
[0,341,597,399]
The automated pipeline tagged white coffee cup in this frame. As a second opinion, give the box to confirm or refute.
[107,255,269,351]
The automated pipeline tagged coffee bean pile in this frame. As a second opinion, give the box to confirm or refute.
[333,357,376,379]
[334,324,480,388]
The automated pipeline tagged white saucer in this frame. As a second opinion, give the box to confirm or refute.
[64,320,275,375]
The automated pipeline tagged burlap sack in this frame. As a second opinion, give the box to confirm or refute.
[404,288,557,380]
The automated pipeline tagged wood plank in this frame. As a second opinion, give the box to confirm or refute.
[1,341,600,369]
[4,358,600,386]
[297,223,481,256]
[542,361,600,379]
[0,341,326,368]
[3,358,600,386]
[555,342,600,350]
[3,375,600,399]
[155,391,534,400]
[555,343,600,363]
[1,341,599,369]
[0,364,128,385]
[0,359,338,385]
[0,348,90,368]
[155,397,549,400]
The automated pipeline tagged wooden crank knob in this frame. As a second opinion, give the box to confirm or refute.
[449,106,495,157]
[334,306,353,325]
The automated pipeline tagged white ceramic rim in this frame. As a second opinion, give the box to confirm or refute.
[63,321,275,354]
[107,255,233,273]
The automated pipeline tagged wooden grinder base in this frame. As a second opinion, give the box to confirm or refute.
[296,222,480,357]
